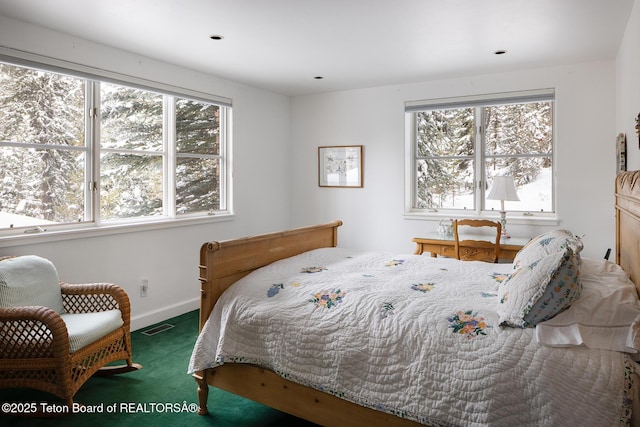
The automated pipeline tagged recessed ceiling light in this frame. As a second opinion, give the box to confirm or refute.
[209,34,224,40]
[494,50,507,55]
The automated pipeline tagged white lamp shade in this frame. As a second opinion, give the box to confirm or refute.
[487,175,520,201]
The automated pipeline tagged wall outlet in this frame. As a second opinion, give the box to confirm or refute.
[140,279,149,298]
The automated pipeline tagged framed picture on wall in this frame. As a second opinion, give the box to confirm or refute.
[318,145,363,187]
[636,113,640,148]
[617,133,627,175]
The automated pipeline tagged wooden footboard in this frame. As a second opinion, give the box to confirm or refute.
[197,220,342,330]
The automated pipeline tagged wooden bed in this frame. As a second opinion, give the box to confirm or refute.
[192,170,640,426]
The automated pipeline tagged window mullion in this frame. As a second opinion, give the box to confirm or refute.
[219,107,229,212]
[165,96,176,218]
[89,81,100,224]
[475,106,485,213]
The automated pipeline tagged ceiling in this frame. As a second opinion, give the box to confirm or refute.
[0,0,634,96]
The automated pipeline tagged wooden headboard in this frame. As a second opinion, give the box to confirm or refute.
[198,220,343,329]
[615,170,640,292]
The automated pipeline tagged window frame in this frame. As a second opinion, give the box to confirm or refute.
[0,49,233,245]
[404,89,557,224]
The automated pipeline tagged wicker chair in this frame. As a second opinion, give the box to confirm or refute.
[0,255,140,409]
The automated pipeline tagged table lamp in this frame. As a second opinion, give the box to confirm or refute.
[487,175,519,238]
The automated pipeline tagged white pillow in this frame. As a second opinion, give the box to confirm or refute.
[536,258,640,353]
[513,229,583,270]
[498,246,581,328]
[0,255,64,314]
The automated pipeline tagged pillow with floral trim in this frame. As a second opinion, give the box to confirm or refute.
[513,229,583,270]
[498,246,581,328]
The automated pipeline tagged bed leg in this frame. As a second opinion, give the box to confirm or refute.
[193,372,209,415]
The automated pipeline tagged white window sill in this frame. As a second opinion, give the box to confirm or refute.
[0,214,234,248]
[403,211,559,227]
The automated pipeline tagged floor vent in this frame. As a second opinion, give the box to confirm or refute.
[141,323,175,336]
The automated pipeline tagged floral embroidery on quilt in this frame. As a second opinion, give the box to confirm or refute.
[267,283,284,298]
[380,302,395,319]
[301,266,327,273]
[481,292,498,298]
[447,310,490,339]
[268,281,302,297]
[411,282,435,293]
[490,272,510,283]
[309,289,347,310]
[385,259,405,266]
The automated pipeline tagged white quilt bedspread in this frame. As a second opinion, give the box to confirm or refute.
[189,247,633,426]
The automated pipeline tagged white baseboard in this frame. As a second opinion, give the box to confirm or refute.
[131,297,200,331]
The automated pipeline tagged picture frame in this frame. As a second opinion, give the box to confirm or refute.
[635,113,640,148]
[617,133,627,175]
[318,145,363,188]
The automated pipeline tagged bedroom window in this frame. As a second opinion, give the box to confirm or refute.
[0,60,231,237]
[405,89,554,217]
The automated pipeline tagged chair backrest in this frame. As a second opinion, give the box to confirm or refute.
[0,255,64,313]
[453,219,502,263]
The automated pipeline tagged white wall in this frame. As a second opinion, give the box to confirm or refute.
[617,0,640,170]
[290,62,617,259]
[0,16,292,330]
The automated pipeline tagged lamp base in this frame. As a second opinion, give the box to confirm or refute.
[499,211,511,239]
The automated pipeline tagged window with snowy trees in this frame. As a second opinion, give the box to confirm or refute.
[0,60,230,234]
[405,90,554,216]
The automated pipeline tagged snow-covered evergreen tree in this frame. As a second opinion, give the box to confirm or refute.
[0,63,84,223]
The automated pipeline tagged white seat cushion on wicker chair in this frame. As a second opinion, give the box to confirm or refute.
[0,255,64,314]
[60,310,124,353]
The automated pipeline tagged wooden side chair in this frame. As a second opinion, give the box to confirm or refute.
[0,255,141,410]
[453,219,502,263]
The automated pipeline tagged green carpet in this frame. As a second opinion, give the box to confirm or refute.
[0,310,318,427]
